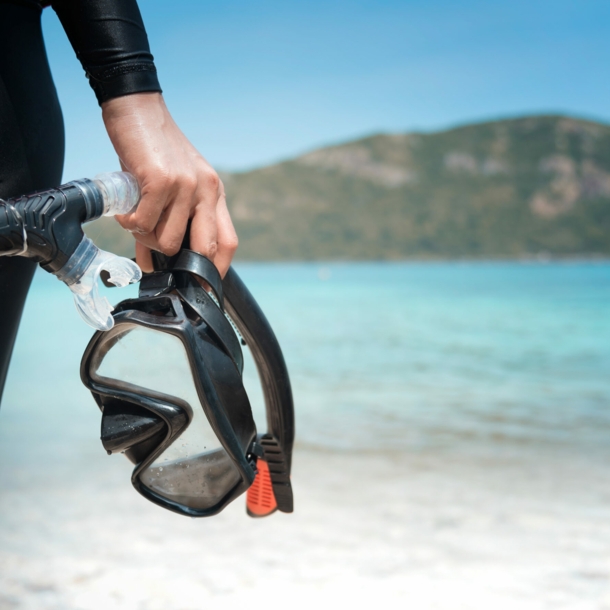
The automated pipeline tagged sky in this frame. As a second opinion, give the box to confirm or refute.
[41,0,610,180]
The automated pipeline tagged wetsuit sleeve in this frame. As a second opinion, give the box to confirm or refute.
[50,0,162,105]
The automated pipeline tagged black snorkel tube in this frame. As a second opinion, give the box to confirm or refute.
[0,173,142,330]
[0,178,103,269]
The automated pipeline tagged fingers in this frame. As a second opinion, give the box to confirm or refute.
[155,162,219,257]
[116,174,173,236]
[148,180,193,255]
[101,94,233,264]
[212,184,238,278]
[188,166,221,261]
[116,161,222,260]
[130,179,237,278]
[135,241,154,272]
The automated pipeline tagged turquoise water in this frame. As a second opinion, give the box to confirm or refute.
[0,262,609,470]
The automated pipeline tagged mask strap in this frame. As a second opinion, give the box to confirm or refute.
[221,267,294,514]
[172,250,224,309]
[173,268,244,373]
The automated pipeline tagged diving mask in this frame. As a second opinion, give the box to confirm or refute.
[81,249,294,517]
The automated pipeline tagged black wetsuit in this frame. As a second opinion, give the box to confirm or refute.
[0,0,161,401]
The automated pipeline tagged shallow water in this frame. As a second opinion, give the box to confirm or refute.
[2,261,610,458]
[240,261,610,457]
[1,261,609,609]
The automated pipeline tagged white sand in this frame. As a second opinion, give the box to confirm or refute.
[2,444,610,609]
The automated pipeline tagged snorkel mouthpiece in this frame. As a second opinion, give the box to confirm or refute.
[55,236,142,331]
[58,172,142,330]
[0,171,142,330]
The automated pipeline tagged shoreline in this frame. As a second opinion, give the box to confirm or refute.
[231,255,610,265]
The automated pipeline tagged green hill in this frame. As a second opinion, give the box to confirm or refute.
[87,115,610,260]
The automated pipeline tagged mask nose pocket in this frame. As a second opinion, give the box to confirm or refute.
[101,401,166,455]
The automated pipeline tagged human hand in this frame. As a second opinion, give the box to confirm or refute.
[101,92,237,276]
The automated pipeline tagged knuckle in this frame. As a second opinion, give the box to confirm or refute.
[133,215,156,235]
[223,234,238,253]
[134,223,155,235]
[157,235,181,256]
[202,169,220,192]
[151,171,173,192]
[205,241,218,259]
[152,171,176,191]
[180,173,198,194]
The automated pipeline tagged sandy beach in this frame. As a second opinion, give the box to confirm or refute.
[2,441,610,610]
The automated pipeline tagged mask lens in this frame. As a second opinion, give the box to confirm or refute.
[92,325,241,510]
[139,448,241,510]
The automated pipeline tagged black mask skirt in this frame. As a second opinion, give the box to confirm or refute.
[80,250,294,518]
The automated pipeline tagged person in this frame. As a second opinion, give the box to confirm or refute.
[0,0,237,400]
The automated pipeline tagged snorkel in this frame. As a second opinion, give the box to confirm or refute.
[0,173,295,518]
[0,172,141,330]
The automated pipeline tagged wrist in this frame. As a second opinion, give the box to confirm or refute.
[102,92,166,122]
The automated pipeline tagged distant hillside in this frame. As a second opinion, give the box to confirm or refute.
[88,115,610,260]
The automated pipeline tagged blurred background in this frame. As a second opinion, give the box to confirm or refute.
[1,1,610,608]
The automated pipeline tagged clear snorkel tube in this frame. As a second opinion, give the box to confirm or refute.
[54,172,142,331]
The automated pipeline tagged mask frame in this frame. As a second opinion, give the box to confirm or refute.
[81,250,294,518]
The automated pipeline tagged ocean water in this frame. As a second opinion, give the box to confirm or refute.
[245,261,610,456]
[1,260,610,465]
[1,262,610,609]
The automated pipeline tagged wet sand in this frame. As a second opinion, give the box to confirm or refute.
[2,443,610,610]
